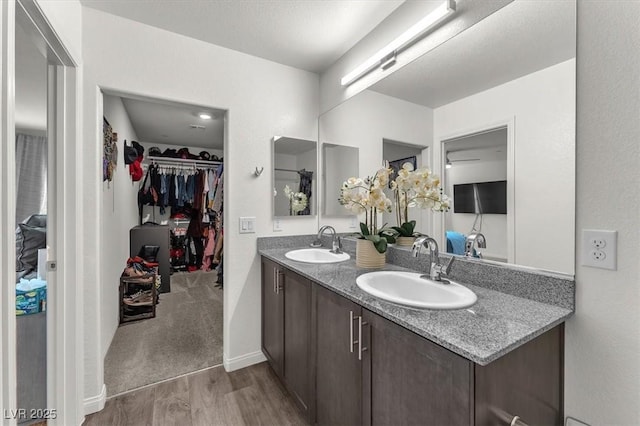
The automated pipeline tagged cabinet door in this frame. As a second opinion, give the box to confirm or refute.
[362,309,472,426]
[261,258,284,377]
[475,325,563,426]
[315,285,363,426]
[283,269,313,421]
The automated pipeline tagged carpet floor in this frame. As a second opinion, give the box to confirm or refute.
[104,270,223,396]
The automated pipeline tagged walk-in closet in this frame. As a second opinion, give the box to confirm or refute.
[101,93,226,396]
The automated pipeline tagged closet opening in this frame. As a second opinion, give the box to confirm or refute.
[100,91,226,397]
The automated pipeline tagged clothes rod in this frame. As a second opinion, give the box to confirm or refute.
[147,155,222,167]
[275,168,301,173]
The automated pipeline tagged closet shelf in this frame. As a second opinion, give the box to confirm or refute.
[146,155,222,167]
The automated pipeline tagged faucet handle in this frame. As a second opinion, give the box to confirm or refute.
[443,256,454,275]
[331,236,343,254]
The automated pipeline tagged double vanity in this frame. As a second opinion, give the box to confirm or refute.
[258,235,574,426]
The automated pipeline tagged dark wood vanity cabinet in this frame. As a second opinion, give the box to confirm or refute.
[362,309,472,426]
[315,285,363,426]
[261,258,563,426]
[261,258,314,422]
[261,258,284,376]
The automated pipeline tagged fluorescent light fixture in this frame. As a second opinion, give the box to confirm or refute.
[341,0,456,86]
[199,113,212,120]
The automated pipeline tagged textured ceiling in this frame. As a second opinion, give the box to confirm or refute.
[80,0,404,73]
[119,96,226,150]
[370,1,576,108]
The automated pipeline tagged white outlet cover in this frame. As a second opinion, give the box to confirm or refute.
[582,229,617,270]
[273,218,283,232]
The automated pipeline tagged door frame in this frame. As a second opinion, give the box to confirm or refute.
[0,1,83,425]
[435,117,516,263]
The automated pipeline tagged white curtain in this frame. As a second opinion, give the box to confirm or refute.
[15,133,47,224]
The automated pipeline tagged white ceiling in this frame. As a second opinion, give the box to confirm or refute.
[370,1,576,108]
[80,0,404,73]
[445,127,507,163]
[118,96,226,149]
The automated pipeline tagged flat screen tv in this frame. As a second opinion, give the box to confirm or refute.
[453,180,507,214]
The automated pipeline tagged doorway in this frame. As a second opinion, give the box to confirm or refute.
[2,0,81,423]
[382,139,430,236]
[99,92,226,397]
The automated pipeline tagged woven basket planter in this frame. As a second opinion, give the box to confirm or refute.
[395,236,417,246]
[356,239,386,268]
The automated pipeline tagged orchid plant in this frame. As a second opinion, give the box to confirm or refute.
[339,167,396,253]
[283,185,308,215]
[390,162,450,237]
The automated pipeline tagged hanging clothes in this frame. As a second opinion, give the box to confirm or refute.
[297,169,313,215]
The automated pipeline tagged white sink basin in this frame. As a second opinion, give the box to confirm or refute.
[356,271,477,310]
[285,248,350,264]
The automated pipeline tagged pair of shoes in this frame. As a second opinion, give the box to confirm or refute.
[123,290,153,306]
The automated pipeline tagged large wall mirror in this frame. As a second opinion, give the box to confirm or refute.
[318,0,576,275]
[273,136,317,218]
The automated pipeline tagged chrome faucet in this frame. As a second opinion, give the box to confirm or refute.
[310,225,343,254]
[412,236,454,282]
[465,233,487,258]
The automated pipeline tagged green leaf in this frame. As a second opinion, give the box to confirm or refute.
[384,234,396,244]
[402,221,416,235]
[373,238,387,253]
[364,234,381,244]
[360,222,370,236]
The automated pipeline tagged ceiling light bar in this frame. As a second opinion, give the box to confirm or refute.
[340,0,456,86]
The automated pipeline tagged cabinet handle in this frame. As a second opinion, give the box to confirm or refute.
[273,268,277,293]
[349,311,355,353]
[276,271,283,294]
[510,416,528,426]
[358,316,368,361]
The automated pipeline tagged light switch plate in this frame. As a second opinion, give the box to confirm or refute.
[581,229,617,270]
[239,217,256,234]
[349,216,358,229]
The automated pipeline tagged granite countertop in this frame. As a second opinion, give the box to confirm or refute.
[259,246,573,366]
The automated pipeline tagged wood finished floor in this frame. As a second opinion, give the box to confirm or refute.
[84,362,308,426]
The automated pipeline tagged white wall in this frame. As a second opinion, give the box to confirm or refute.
[434,59,575,274]
[323,144,359,216]
[319,90,433,233]
[445,160,507,260]
[100,94,140,357]
[81,8,319,405]
[36,0,82,65]
[565,1,640,424]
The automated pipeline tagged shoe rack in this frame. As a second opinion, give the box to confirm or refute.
[119,273,157,324]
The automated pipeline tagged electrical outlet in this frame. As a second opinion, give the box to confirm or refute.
[349,216,358,229]
[273,218,282,232]
[582,229,617,270]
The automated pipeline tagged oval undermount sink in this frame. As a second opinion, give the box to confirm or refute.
[356,271,477,310]
[285,248,350,264]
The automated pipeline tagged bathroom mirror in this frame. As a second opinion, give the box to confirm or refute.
[272,136,317,218]
[322,143,359,217]
[318,0,576,275]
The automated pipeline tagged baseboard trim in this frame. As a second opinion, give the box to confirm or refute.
[84,383,106,415]
[223,350,266,372]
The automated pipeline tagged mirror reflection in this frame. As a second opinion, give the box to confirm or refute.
[323,143,359,217]
[444,128,508,262]
[319,1,576,274]
[273,136,317,217]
